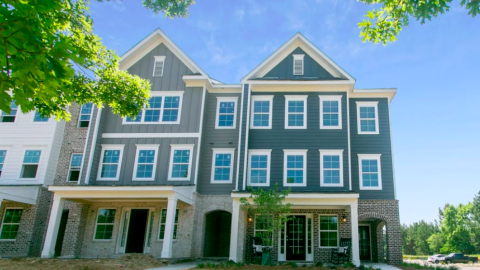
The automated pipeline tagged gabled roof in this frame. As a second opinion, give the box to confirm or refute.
[119,28,207,76]
[242,33,355,83]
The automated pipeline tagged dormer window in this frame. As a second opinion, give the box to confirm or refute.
[153,56,166,77]
[293,54,304,76]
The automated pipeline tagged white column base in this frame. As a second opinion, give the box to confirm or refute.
[229,199,240,262]
[41,195,65,258]
[161,196,178,258]
[350,202,360,266]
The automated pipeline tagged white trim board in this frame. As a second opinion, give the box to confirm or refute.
[102,133,200,139]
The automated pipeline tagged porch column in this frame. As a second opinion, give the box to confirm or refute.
[229,199,240,262]
[161,196,178,258]
[41,195,65,258]
[350,203,360,266]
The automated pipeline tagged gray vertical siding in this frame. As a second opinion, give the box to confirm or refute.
[237,84,249,190]
[197,92,242,195]
[247,92,349,192]
[349,98,395,200]
[262,47,338,80]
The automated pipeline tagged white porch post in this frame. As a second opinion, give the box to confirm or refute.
[161,196,178,258]
[350,202,360,266]
[229,199,240,262]
[41,195,65,258]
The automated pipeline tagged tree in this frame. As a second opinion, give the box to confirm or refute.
[439,203,475,254]
[427,233,445,254]
[142,0,194,18]
[358,0,480,45]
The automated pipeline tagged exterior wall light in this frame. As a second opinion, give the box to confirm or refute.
[247,217,253,222]
[341,215,347,223]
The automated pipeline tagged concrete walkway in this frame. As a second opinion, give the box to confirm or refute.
[146,261,198,270]
[362,263,402,270]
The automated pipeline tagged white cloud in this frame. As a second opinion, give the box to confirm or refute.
[205,34,241,65]
[235,9,245,21]
[197,20,217,31]
[247,0,266,15]
[287,14,305,30]
[112,1,126,12]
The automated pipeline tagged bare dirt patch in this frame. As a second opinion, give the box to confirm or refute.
[0,254,164,270]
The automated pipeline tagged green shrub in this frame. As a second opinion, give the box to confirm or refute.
[343,261,356,268]
[288,261,298,268]
[197,263,204,269]
[314,262,323,267]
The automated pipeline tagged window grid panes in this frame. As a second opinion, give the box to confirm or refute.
[135,149,156,179]
[322,101,339,126]
[286,155,304,184]
[0,101,17,122]
[144,97,162,122]
[254,215,273,246]
[33,111,49,122]
[21,150,41,178]
[79,103,93,127]
[95,209,116,240]
[361,159,379,187]
[0,150,6,177]
[319,216,338,247]
[171,149,191,179]
[0,209,22,240]
[153,59,164,76]
[359,107,376,132]
[213,153,232,182]
[100,150,121,179]
[323,155,340,184]
[287,100,305,127]
[250,155,268,184]
[252,100,270,127]
[126,95,181,123]
[159,209,178,240]
[68,153,83,181]
[218,102,235,127]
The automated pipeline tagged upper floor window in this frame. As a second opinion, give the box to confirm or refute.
[33,111,49,122]
[356,101,379,134]
[79,103,93,128]
[215,97,238,129]
[293,54,304,76]
[125,92,183,124]
[159,208,179,240]
[283,150,307,187]
[319,96,342,129]
[94,209,116,240]
[153,56,166,77]
[0,101,17,123]
[97,145,124,181]
[211,148,235,184]
[168,145,194,181]
[248,150,271,187]
[133,145,159,181]
[319,149,344,187]
[21,150,41,179]
[251,96,273,129]
[285,95,307,129]
[0,150,6,177]
[68,153,83,182]
[0,208,23,240]
[358,154,382,190]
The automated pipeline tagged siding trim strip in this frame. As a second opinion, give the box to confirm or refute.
[193,87,207,185]
[84,107,102,185]
[101,133,200,139]
[234,84,245,191]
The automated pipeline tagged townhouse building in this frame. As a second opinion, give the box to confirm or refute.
[0,28,402,265]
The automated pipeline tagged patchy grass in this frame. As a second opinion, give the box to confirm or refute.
[192,261,359,269]
[0,254,164,270]
[398,262,459,270]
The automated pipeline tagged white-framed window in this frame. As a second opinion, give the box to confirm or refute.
[358,154,382,190]
[33,111,49,122]
[0,150,6,178]
[78,103,93,128]
[247,150,271,187]
[210,148,235,184]
[319,215,338,248]
[124,91,183,124]
[20,150,42,179]
[168,144,194,181]
[97,145,124,181]
[356,101,379,134]
[319,150,344,187]
[293,54,304,76]
[254,215,273,246]
[68,153,83,182]
[319,95,342,129]
[132,145,159,181]
[0,100,17,123]
[250,95,273,129]
[94,209,116,240]
[283,150,307,187]
[215,97,238,129]
[285,95,307,129]
[153,56,166,77]
[0,208,23,241]
[159,208,179,240]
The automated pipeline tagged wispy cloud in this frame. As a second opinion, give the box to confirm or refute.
[205,34,241,65]
[197,20,218,31]
[235,9,245,21]
[246,0,266,15]
[287,14,305,30]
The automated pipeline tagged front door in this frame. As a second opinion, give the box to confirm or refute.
[125,209,149,253]
[359,225,371,261]
[286,216,306,261]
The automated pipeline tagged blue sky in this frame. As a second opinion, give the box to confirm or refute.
[89,0,480,225]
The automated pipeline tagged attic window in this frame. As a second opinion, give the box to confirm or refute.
[293,54,304,76]
[153,56,166,77]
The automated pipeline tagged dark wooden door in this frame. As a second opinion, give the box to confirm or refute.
[125,209,149,253]
[359,225,371,261]
[286,216,306,261]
